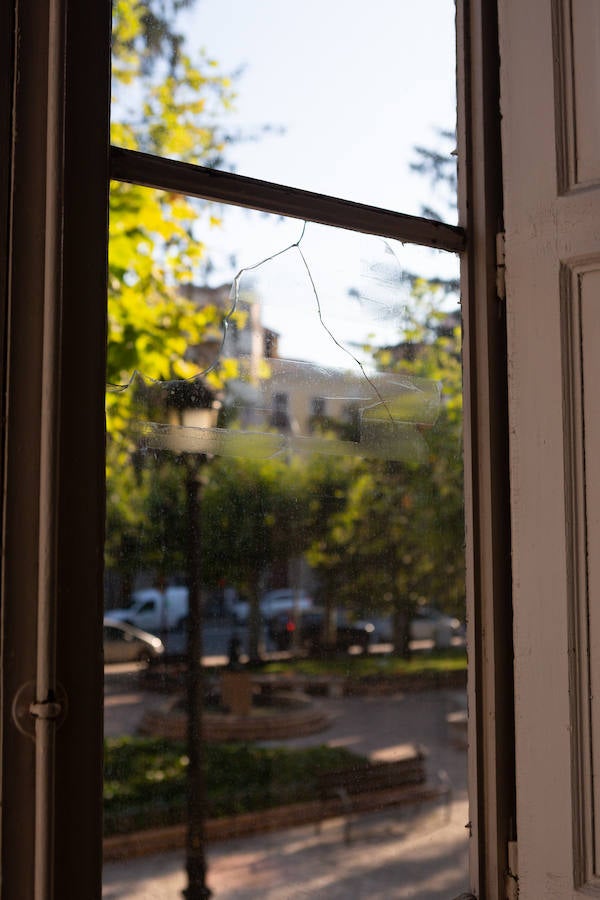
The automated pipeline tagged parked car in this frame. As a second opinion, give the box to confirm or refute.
[232,588,314,625]
[103,617,165,664]
[268,608,374,653]
[410,606,462,647]
[371,606,463,649]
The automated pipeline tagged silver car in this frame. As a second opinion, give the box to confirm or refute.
[410,606,463,646]
[103,617,165,664]
[370,606,463,649]
[232,589,314,625]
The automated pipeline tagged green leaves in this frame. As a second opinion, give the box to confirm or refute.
[106,1,242,584]
[109,0,239,394]
[103,737,367,834]
[304,283,465,643]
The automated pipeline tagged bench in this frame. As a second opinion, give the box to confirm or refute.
[316,746,451,843]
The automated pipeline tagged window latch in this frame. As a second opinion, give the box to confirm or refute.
[496,230,506,301]
[12,681,68,740]
[30,698,63,720]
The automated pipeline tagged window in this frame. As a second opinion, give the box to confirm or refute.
[1,2,513,898]
[105,5,471,896]
[270,391,291,430]
[311,397,326,417]
[137,601,155,614]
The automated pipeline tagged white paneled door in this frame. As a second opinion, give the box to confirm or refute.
[500,0,600,895]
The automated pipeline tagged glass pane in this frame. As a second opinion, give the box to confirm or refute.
[103,192,468,897]
[111,0,457,220]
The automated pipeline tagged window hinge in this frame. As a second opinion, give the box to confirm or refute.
[505,839,519,899]
[496,230,506,301]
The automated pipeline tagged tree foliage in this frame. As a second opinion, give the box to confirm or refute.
[305,282,464,656]
[106,11,465,653]
[200,455,314,659]
[106,0,240,584]
[410,127,457,222]
[108,0,238,393]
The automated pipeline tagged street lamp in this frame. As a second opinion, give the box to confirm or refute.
[164,383,219,900]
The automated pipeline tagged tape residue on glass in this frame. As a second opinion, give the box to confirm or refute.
[135,355,440,463]
[116,220,452,462]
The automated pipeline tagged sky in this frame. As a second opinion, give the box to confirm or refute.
[177,1,460,365]
[181,0,457,216]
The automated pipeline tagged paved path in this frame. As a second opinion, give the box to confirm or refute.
[103,800,469,899]
[103,685,471,897]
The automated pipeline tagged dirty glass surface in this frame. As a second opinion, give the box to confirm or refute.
[106,0,464,895]
[102,190,468,898]
[110,0,458,218]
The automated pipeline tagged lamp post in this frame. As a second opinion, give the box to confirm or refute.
[165,384,218,900]
[182,450,211,900]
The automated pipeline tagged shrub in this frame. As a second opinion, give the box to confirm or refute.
[104,737,366,836]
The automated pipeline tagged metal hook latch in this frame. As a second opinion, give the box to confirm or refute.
[29,699,64,720]
[12,681,68,740]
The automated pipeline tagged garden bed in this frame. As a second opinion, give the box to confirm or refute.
[138,691,332,741]
[104,737,368,838]
[103,738,446,861]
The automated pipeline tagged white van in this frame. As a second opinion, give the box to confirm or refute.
[108,586,189,633]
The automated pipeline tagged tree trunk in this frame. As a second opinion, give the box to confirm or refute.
[321,583,337,653]
[392,606,411,660]
[247,577,263,664]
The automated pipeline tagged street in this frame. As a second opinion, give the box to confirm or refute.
[154,619,465,662]
[160,619,254,659]
[158,618,330,659]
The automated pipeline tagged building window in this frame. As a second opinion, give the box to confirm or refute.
[311,396,326,417]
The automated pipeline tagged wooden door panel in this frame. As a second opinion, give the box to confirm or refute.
[562,260,600,888]
[500,0,600,895]
[555,0,600,191]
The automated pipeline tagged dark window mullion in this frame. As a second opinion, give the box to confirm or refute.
[110,145,466,253]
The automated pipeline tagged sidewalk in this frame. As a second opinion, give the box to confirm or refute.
[103,798,470,899]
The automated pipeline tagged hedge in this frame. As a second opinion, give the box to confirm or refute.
[104,736,367,836]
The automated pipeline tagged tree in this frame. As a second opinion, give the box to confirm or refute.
[302,453,367,647]
[106,1,243,594]
[405,127,459,297]
[109,0,240,395]
[410,127,457,223]
[200,455,313,661]
[305,281,464,657]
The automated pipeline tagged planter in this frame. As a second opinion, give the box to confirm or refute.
[139,691,331,742]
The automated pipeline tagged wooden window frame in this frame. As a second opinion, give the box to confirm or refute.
[2,1,111,897]
[458,1,515,896]
[0,1,514,898]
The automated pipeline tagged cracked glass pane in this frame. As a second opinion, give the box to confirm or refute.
[111,0,457,219]
[103,187,468,897]
[108,189,459,464]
